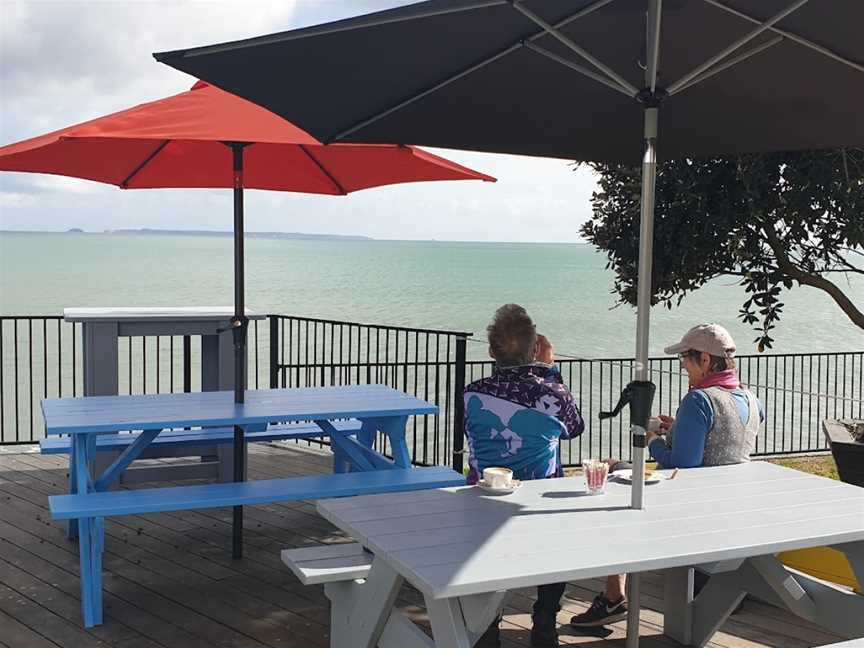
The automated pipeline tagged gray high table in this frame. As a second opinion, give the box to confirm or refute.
[316,462,864,647]
[64,306,265,483]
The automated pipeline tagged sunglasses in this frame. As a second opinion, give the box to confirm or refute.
[677,350,702,363]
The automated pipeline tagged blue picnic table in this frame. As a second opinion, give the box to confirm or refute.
[41,384,464,627]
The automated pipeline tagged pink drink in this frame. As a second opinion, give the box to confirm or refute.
[584,459,609,494]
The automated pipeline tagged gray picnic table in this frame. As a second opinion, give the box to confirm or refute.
[64,306,267,485]
[316,461,864,647]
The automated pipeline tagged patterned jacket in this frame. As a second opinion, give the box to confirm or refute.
[464,364,584,484]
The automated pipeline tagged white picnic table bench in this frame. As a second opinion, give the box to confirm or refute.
[301,461,864,647]
[40,384,465,628]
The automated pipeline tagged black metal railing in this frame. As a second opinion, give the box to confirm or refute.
[1,314,862,468]
[465,352,864,465]
[0,315,264,445]
[267,314,471,470]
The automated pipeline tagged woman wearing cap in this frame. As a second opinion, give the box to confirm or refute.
[647,323,762,469]
[571,323,762,629]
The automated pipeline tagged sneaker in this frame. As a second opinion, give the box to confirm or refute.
[569,594,627,627]
[530,609,559,647]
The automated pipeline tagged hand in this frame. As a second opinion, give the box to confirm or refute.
[646,430,661,445]
[602,457,622,473]
[658,415,674,432]
[534,334,554,364]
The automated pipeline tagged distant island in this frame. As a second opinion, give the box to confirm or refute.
[67,228,84,233]
[107,228,372,241]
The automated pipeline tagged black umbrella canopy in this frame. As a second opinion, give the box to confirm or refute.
[156,0,864,163]
[156,4,864,641]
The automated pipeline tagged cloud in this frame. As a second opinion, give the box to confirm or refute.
[1,1,302,137]
[0,0,599,242]
[0,191,35,208]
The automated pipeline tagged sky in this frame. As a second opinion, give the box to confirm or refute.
[0,0,599,242]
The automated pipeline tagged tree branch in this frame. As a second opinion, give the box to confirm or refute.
[762,227,864,330]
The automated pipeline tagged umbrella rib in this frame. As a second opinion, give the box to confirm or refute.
[120,140,171,188]
[511,1,639,96]
[701,0,864,75]
[645,0,662,92]
[333,46,518,142]
[671,35,784,96]
[524,43,633,96]
[297,146,347,195]
[666,0,811,95]
[332,0,616,142]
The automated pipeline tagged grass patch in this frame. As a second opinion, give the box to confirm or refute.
[766,454,839,480]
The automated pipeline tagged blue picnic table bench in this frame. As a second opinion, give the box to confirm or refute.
[41,384,465,628]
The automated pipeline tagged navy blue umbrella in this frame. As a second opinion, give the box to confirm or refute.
[156,3,864,641]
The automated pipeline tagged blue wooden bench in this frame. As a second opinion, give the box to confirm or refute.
[39,421,360,455]
[49,465,465,627]
[40,420,362,485]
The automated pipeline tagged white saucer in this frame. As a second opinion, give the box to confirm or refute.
[612,469,666,484]
[478,479,522,495]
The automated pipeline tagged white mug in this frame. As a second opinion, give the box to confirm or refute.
[483,466,513,489]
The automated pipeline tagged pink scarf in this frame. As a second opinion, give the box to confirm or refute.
[693,369,740,391]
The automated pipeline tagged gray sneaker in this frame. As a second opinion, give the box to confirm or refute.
[569,595,627,627]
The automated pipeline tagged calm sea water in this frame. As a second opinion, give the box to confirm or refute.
[0,231,861,358]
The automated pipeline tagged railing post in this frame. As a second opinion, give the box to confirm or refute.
[269,315,279,389]
[452,336,468,472]
[182,335,192,393]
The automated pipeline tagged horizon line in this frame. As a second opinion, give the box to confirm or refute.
[0,228,588,245]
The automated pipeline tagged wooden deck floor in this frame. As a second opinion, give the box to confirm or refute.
[0,442,850,648]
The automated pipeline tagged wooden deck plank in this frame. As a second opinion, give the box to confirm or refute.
[0,524,216,648]
[0,580,106,648]
[0,482,328,648]
[0,608,63,648]
[0,499,232,648]
[0,484,307,647]
[0,443,856,648]
[0,555,140,644]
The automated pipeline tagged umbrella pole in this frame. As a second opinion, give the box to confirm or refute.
[626,5,663,643]
[230,142,249,559]
[630,106,658,509]
[624,105,660,648]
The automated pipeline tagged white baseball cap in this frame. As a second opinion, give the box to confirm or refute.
[664,324,737,358]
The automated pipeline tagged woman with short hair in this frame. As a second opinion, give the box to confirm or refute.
[465,304,584,647]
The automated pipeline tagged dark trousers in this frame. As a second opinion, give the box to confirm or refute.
[534,582,567,615]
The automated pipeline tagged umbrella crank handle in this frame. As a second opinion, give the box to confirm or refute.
[599,380,656,428]
[600,384,632,420]
[628,380,656,447]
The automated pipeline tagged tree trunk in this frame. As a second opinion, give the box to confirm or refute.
[762,226,864,330]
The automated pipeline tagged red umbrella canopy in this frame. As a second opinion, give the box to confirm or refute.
[0,81,494,193]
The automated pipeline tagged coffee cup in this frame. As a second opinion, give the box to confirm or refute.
[483,467,513,489]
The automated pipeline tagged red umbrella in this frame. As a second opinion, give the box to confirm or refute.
[0,80,493,191]
[0,79,494,556]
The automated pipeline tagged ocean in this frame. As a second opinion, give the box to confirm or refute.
[1,231,861,358]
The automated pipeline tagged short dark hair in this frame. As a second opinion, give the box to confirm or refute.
[487,304,536,366]
[684,350,736,373]
[709,354,736,373]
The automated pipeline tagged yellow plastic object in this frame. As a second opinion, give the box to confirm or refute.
[779,547,861,593]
